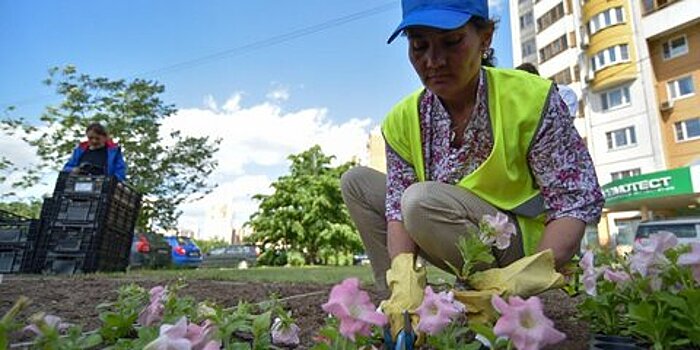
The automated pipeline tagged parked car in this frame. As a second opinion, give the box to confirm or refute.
[202,245,258,269]
[165,236,203,267]
[635,218,700,246]
[130,232,172,269]
[353,253,370,266]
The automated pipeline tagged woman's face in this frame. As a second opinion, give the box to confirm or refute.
[407,22,492,100]
[86,130,107,149]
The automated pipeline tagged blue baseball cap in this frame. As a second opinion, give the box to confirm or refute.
[387,0,489,44]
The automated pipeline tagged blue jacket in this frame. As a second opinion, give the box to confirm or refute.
[63,140,127,181]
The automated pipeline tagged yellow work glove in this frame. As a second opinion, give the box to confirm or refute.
[379,253,427,341]
[453,249,565,325]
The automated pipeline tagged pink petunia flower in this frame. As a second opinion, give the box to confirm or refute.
[602,268,631,283]
[271,317,301,346]
[187,320,218,350]
[481,213,517,250]
[144,317,192,350]
[678,242,700,283]
[492,295,566,350]
[579,251,600,296]
[630,231,678,277]
[200,341,221,350]
[415,286,465,335]
[139,286,168,327]
[23,314,72,336]
[321,278,388,341]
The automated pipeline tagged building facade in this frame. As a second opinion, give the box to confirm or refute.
[510,0,588,137]
[510,0,700,249]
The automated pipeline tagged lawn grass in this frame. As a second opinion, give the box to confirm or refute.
[74,265,454,286]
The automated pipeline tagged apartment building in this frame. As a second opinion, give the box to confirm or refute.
[640,0,700,168]
[511,0,700,249]
[510,0,588,136]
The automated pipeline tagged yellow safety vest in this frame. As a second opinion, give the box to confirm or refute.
[382,67,554,255]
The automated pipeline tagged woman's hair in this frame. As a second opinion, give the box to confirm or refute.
[470,16,499,67]
[86,122,108,136]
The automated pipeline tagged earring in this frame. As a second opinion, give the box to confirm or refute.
[482,51,489,59]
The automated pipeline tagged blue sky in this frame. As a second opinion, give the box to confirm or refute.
[0,0,513,233]
[0,0,512,124]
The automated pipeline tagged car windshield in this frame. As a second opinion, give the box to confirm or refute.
[210,248,226,255]
[226,246,255,254]
[636,224,697,239]
[176,237,193,245]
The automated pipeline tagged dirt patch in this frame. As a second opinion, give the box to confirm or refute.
[0,276,587,349]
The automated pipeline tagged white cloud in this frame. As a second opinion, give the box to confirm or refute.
[266,86,290,101]
[488,0,505,13]
[165,90,372,232]
[0,129,54,199]
[203,94,218,111]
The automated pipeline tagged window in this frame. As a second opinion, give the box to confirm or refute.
[606,126,636,150]
[611,168,641,181]
[591,44,630,72]
[588,7,625,35]
[550,67,573,85]
[667,76,695,100]
[539,35,568,63]
[675,117,700,142]
[537,2,565,32]
[521,39,536,57]
[601,86,631,111]
[520,11,534,30]
[662,35,688,60]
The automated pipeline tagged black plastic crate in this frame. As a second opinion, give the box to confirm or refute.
[105,198,140,233]
[45,225,133,266]
[50,196,111,227]
[44,248,130,274]
[43,252,99,274]
[0,243,35,273]
[0,220,39,244]
[53,173,116,197]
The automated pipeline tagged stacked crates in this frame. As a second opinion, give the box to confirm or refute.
[40,173,141,274]
[0,210,40,273]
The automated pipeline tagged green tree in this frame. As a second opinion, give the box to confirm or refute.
[245,146,362,265]
[1,66,220,230]
[0,200,42,219]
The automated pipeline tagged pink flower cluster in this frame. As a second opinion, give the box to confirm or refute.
[321,278,387,341]
[630,231,677,277]
[415,286,464,335]
[580,250,632,296]
[480,212,516,250]
[144,317,221,350]
[139,286,167,327]
[492,295,566,350]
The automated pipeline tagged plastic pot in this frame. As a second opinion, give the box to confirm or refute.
[590,334,645,350]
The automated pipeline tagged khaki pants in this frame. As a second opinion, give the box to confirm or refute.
[341,166,524,290]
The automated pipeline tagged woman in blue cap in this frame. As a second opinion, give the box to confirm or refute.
[341,0,603,342]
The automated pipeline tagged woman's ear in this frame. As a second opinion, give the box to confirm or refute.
[481,26,495,53]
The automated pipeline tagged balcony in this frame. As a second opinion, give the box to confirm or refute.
[641,0,680,16]
[640,0,700,39]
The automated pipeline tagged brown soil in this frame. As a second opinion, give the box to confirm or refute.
[0,275,587,349]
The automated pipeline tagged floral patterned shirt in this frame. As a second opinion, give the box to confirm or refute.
[385,69,604,224]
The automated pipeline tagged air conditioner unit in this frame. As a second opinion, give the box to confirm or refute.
[580,42,589,50]
[660,101,674,111]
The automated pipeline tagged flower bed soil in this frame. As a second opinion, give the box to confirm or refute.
[0,275,588,349]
